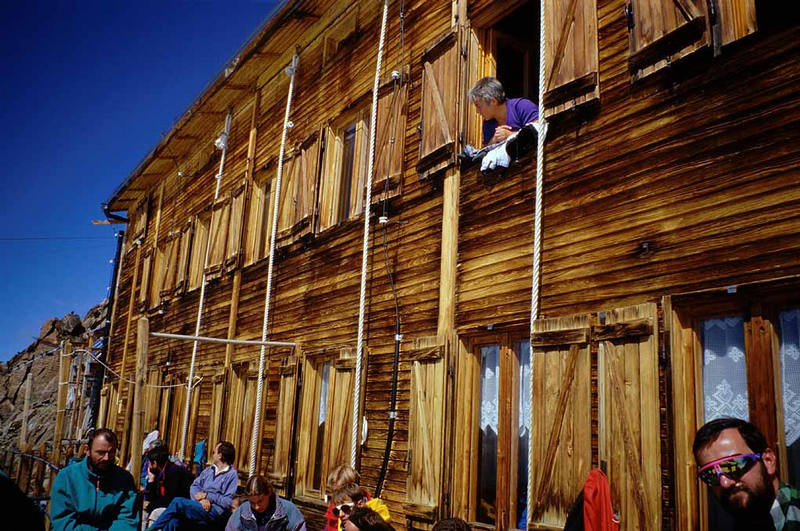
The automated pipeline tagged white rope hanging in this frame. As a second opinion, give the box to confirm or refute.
[178,111,233,461]
[352,0,390,468]
[249,53,299,477]
[527,0,549,523]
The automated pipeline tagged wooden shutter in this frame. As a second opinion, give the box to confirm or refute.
[296,134,320,233]
[373,81,407,204]
[530,304,661,529]
[715,0,757,47]
[543,0,600,117]
[276,152,299,246]
[530,314,592,528]
[244,176,271,265]
[318,126,343,232]
[138,247,153,311]
[174,221,192,295]
[597,303,660,530]
[205,196,231,277]
[143,368,162,436]
[207,371,226,463]
[349,112,370,218]
[149,243,166,309]
[325,352,356,479]
[188,212,210,291]
[406,343,446,510]
[130,198,148,242]
[270,355,299,496]
[627,0,708,75]
[418,31,461,179]
[159,232,180,299]
[225,181,247,271]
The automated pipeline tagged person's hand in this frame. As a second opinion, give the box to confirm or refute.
[194,491,207,501]
[146,470,155,483]
[200,499,211,512]
[490,125,514,144]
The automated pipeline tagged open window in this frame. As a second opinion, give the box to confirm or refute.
[670,284,800,529]
[294,348,356,500]
[318,111,369,232]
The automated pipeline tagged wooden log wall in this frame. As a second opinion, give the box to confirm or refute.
[100,0,800,528]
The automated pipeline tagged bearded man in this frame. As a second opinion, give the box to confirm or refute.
[50,428,139,530]
[694,417,800,530]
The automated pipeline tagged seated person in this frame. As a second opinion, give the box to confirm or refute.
[324,465,361,531]
[148,441,238,530]
[469,76,538,146]
[143,445,194,529]
[225,475,305,531]
[331,483,390,531]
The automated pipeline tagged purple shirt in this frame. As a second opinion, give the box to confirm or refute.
[482,98,539,145]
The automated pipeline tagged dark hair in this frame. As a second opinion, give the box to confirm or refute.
[332,482,367,504]
[348,507,392,531]
[433,519,471,531]
[148,445,170,466]
[693,417,768,458]
[88,428,118,449]
[217,441,235,465]
[245,475,274,497]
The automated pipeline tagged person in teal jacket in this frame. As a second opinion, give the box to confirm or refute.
[50,428,139,530]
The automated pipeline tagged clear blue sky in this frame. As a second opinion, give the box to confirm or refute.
[0,1,280,361]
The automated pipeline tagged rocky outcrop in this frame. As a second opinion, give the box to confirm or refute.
[0,300,108,450]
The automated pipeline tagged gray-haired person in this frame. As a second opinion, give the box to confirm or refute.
[468,76,538,146]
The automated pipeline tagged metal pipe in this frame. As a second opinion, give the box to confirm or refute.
[150,332,295,348]
[179,111,233,461]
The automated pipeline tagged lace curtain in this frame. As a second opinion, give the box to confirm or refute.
[702,316,749,422]
[781,309,800,446]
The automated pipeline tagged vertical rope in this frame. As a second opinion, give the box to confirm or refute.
[179,111,232,461]
[528,0,548,523]
[250,54,299,477]
[352,0,390,469]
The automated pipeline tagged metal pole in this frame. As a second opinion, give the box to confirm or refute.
[150,332,295,348]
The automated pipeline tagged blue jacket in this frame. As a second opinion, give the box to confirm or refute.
[50,456,139,530]
[190,464,238,514]
[225,497,306,531]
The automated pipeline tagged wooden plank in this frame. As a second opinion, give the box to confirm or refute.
[531,328,590,347]
[592,318,653,340]
[532,344,579,520]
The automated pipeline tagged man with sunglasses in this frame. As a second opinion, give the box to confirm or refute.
[693,417,800,530]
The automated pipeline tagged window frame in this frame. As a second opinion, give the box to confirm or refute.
[456,330,531,530]
[670,286,800,529]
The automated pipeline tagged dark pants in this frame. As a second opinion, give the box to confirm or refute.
[149,497,224,531]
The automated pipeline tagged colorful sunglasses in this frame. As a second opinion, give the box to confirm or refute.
[332,502,356,517]
[697,453,762,486]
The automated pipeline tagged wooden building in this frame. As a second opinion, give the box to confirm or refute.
[100,0,800,529]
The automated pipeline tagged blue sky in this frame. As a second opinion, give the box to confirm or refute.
[0,1,280,361]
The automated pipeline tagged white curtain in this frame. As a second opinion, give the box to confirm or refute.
[702,316,749,422]
[780,309,800,445]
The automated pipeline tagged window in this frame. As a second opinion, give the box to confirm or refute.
[224,181,247,271]
[138,247,153,311]
[323,6,358,65]
[295,349,356,499]
[276,135,320,246]
[318,111,369,232]
[671,287,800,529]
[244,174,272,266]
[455,332,531,529]
[206,195,231,278]
[188,210,210,290]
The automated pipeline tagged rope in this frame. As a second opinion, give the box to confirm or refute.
[179,111,233,461]
[528,0,549,524]
[351,0,389,469]
[250,53,299,478]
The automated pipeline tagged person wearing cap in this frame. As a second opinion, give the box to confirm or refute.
[694,417,800,530]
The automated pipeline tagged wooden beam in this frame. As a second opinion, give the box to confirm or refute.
[117,243,143,422]
[52,341,71,467]
[593,318,653,340]
[531,328,590,347]
[130,318,149,482]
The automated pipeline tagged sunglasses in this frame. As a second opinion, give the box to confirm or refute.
[332,502,356,517]
[697,453,762,486]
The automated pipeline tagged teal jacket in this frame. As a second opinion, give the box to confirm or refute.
[50,456,139,530]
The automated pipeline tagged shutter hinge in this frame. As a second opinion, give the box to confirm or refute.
[458,132,464,144]
[708,0,718,24]
[443,491,451,509]
[625,3,635,29]
[659,331,670,368]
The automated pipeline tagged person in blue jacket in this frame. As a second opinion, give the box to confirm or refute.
[226,475,305,531]
[50,428,139,530]
[148,441,238,530]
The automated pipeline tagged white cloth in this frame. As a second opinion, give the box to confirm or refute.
[142,429,160,454]
[481,143,511,172]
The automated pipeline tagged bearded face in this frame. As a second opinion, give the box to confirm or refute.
[86,435,116,474]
